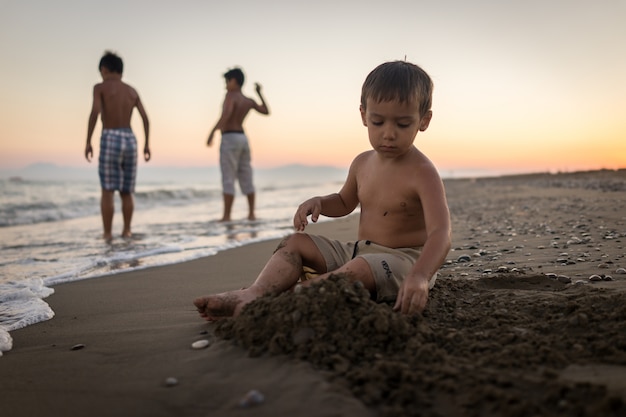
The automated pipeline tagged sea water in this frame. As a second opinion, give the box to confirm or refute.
[0,165,349,354]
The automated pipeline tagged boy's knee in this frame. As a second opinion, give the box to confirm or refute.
[337,258,376,292]
[274,233,310,253]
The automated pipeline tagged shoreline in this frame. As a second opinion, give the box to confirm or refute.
[1,169,625,417]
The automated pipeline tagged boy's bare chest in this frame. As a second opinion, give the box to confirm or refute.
[357,173,422,216]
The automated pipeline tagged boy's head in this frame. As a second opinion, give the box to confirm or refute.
[99,51,123,74]
[360,61,433,118]
[224,67,245,87]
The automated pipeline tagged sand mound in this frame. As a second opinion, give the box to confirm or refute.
[215,274,626,417]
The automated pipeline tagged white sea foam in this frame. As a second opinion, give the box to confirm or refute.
[0,277,55,354]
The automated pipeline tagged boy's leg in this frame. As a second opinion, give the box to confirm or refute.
[120,192,134,237]
[100,190,115,240]
[221,193,234,222]
[193,233,327,319]
[246,192,255,220]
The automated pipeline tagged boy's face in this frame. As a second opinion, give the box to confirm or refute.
[360,98,432,158]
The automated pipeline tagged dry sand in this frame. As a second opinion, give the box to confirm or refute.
[1,169,625,417]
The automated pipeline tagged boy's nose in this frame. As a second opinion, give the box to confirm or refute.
[382,126,395,141]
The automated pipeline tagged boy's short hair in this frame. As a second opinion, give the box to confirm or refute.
[360,61,433,117]
[224,67,245,86]
[99,51,124,74]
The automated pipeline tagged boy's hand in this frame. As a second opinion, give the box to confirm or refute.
[293,197,322,231]
[393,274,429,315]
[144,146,151,162]
[85,144,93,162]
[255,83,262,95]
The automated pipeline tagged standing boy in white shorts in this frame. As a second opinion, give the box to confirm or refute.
[206,67,270,222]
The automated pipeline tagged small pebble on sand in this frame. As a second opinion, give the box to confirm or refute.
[238,389,265,407]
[164,377,178,387]
[191,339,210,349]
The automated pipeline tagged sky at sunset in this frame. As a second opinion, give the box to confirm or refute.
[1,0,625,177]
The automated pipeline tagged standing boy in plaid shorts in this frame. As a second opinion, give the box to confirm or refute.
[85,51,151,240]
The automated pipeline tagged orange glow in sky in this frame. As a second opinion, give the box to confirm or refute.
[1,1,625,177]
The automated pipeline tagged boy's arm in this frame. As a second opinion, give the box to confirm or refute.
[394,168,451,315]
[207,94,235,146]
[253,83,270,115]
[85,84,102,162]
[293,159,359,230]
[135,95,150,162]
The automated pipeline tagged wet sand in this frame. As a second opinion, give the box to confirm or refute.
[1,169,625,417]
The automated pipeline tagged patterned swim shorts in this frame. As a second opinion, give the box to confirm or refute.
[98,128,137,193]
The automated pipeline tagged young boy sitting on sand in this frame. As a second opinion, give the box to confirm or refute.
[194,60,451,318]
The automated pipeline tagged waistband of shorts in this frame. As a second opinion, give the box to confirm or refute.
[222,130,245,135]
[102,128,134,134]
[354,239,422,252]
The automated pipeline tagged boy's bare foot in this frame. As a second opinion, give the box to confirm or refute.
[193,289,257,320]
[248,214,256,221]
[122,230,132,238]
[218,217,231,223]
[103,233,113,241]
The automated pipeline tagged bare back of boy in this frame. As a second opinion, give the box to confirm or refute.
[220,91,260,131]
[95,78,144,128]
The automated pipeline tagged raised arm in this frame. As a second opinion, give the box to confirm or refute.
[253,83,269,115]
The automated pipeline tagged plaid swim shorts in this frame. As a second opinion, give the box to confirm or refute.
[98,128,137,193]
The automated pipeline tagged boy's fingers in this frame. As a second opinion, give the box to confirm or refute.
[311,207,322,223]
[392,288,403,311]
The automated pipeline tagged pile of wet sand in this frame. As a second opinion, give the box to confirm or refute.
[216,274,626,417]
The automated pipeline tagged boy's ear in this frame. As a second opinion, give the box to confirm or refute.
[419,110,432,131]
[359,105,367,126]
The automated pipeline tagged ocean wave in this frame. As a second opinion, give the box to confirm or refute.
[0,182,224,227]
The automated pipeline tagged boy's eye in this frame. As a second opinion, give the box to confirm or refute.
[371,120,383,126]
[398,123,411,128]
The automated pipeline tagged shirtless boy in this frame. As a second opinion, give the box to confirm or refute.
[85,51,150,240]
[194,60,451,317]
[207,67,270,221]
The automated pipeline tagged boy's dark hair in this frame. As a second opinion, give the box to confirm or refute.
[224,67,245,87]
[360,61,433,117]
[99,51,124,74]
